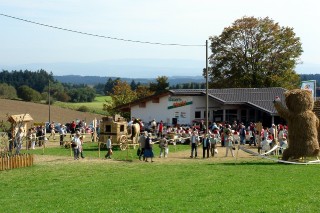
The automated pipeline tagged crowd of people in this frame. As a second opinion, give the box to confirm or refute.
[6,116,288,162]
[129,118,289,159]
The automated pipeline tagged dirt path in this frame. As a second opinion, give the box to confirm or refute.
[33,145,260,165]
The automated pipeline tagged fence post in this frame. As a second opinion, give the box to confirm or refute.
[98,142,101,158]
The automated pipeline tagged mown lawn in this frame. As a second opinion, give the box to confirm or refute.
[1,143,320,212]
[54,95,111,115]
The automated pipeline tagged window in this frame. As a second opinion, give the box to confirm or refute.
[139,102,146,108]
[213,110,223,122]
[195,111,201,118]
[152,98,159,103]
[241,109,247,123]
[120,125,125,132]
[105,125,111,133]
[226,109,237,123]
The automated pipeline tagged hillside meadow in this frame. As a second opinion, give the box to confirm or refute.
[0,98,104,125]
[54,95,111,115]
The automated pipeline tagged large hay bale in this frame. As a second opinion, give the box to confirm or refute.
[274,89,319,160]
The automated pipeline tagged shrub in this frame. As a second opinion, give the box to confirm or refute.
[78,105,89,112]
[17,85,41,102]
[0,83,18,99]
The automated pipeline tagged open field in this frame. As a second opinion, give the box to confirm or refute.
[1,98,319,212]
[54,95,111,115]
[0,98,104,125]
[1,142,320,212]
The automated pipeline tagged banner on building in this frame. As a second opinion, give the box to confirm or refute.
[301,80,316,99]
[167,97,192,109]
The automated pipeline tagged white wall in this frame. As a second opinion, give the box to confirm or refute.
[131,95,197,126]
[131,95,169,124]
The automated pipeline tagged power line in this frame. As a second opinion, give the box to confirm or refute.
[0,13,205,47]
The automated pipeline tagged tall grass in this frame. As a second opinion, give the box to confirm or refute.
[1,142,320,212]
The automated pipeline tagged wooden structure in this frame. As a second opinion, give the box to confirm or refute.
[0,154,34,171]
[7,113,33,135]
[99,115,131,150]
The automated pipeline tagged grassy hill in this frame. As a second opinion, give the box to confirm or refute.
[53,96,111,115]
[0,98,104,125]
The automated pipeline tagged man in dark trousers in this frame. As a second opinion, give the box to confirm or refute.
[202,134,211,158]
[138,131,147,161]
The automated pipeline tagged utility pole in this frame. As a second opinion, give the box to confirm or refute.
[205,40,209,135]
[48,79,51,123]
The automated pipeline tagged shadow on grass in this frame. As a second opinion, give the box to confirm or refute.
[207,161,280,166]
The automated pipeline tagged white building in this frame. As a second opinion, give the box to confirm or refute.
[117,88,286,127]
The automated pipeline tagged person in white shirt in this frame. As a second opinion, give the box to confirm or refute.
[72,132,81,160]
[105,136,112,159]
[30,127,37,150]
[59,124,66,146]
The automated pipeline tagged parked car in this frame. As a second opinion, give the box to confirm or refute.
[45,122,61,133]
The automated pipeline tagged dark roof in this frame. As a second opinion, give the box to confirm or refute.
[116,88,287,116]
[170,88,287,115]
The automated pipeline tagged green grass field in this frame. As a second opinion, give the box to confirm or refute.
[54,95,111,115]
[1,141,320,212]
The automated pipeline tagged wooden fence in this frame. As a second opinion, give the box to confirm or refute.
[0,154,34,171]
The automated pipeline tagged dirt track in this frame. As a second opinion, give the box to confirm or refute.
[33,144,260,166]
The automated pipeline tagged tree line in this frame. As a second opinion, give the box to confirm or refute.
[0,69,96,103]
[0,70,174,104]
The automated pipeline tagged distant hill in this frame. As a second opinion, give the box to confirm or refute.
[3,58,319,82]
[2,58,205,78]
[54,75,206,86]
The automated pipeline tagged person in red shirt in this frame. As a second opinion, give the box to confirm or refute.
[70,121,76,135]
[158,120,163,138]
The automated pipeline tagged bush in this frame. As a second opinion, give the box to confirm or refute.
[17,85,41,102]
[0,83,18,99]
[78,105,89,112]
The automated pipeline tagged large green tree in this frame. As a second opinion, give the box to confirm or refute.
[207,16,302,89]
[104,77,120,95]
[149,76,169,93]
[104,80,137,118]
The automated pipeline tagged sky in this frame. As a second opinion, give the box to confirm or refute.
[1,0,319,78]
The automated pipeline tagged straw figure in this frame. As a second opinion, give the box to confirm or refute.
[273,89,320,161]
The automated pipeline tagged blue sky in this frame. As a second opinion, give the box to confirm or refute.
[1,0,319,78]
